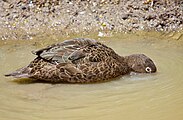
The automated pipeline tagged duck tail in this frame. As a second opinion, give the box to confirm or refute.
[5,66,31,78]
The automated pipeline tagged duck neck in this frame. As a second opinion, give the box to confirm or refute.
[119,55,128,64]
[118,55,132,74]
[120,55,132,70]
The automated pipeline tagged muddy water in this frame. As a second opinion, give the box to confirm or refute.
[0,32,183,120]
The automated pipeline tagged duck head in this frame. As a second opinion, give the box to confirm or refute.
[124,54,157,73]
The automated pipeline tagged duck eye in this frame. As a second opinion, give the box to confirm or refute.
[145,67,152,73]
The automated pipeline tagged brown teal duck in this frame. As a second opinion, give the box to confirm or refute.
[5,38,157,83]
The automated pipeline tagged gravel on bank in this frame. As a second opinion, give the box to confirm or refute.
[0,0,183,40]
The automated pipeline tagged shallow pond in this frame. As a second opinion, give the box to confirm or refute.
[0,31,183,120]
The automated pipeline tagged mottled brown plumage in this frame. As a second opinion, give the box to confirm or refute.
[5,38,157,83]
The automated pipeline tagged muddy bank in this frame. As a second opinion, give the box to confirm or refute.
[0,0,183,40]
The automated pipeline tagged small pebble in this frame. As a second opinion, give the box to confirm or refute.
[98,32,104,37]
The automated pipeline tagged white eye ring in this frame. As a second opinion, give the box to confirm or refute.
[145,67,152,73]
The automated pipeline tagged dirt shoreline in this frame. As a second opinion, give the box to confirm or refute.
[0,0,183,40]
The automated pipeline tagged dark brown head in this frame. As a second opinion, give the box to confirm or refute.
[125,54,157,73]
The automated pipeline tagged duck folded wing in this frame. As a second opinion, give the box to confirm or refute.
[32,38,97,64]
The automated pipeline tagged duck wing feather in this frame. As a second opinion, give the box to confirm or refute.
[32,38,97,64]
